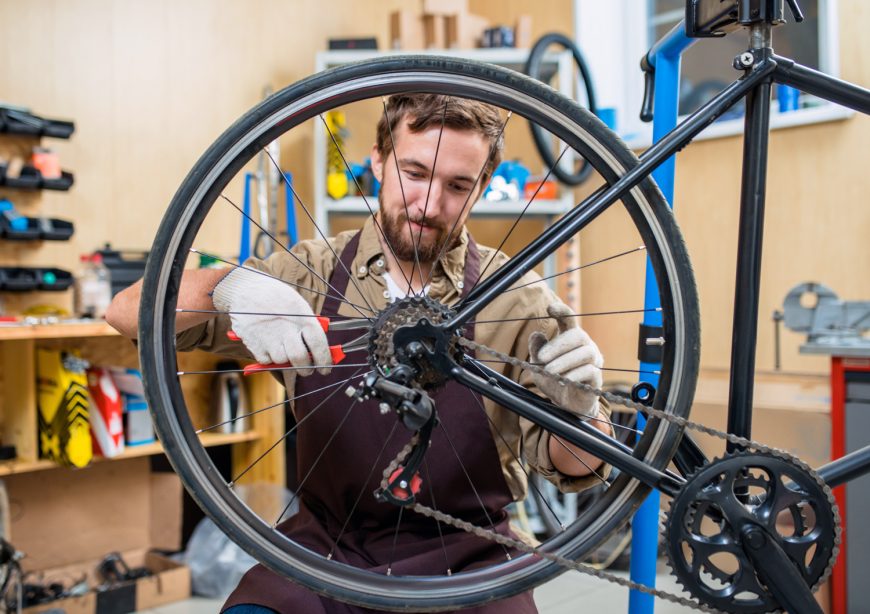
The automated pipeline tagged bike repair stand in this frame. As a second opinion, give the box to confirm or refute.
[629,23,694,614]
[634,3,827,612]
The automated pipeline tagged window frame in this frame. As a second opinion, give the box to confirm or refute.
[572,0,846,150]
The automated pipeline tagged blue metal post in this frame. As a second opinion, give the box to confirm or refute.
[628,23,695,614]
[239,172,254,263]
[284,171,299,247]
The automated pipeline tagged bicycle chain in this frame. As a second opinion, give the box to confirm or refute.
[379,336,841,613]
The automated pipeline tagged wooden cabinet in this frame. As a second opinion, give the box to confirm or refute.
[0,320,285,486]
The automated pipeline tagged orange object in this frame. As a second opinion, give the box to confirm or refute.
[32,147,61,179]
[523,179,559,201]
[227,329,348,376]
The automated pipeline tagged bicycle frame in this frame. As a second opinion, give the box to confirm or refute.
[443,18,870,496]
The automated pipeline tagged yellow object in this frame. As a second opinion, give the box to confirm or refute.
[325,110,349,199]
[37,348,93,468]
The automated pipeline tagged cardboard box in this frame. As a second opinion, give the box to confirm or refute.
[445,12,489,49]
[422,14,446,49]
[22,550,190,614]
[422,0,467,15]
[389,9,424,50]
[5,458,188,612]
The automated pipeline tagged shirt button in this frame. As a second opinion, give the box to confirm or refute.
[383,290,390,299]
[358,266,367,275]
[375,259,384,268]
[457,280,465,289]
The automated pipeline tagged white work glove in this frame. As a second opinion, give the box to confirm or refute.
[212,267,331,376]
[528,303,603,418]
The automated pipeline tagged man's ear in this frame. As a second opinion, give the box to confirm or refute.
[371,144,385,183]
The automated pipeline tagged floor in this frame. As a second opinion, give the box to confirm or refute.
[140,568,698,613]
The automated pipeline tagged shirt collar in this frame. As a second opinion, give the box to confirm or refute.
[352,217,470,292]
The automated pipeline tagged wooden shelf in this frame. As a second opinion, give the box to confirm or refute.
[0,320,120,341]
[0,430,259,476]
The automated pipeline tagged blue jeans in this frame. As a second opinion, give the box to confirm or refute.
[224,606,278,614]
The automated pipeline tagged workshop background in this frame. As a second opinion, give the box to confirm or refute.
[0,0,868,612]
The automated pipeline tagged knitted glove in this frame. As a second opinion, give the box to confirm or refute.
[212,267,331,376]
[528,303,603,417]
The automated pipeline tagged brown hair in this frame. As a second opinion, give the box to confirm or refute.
[375,94,505,184]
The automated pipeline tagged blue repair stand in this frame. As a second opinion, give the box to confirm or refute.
[629,24,696,614]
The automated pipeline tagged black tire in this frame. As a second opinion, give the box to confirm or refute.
[524,32,598,186]
[139,55,699,611]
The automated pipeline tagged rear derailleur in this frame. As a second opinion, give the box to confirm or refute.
[345,366,436,507]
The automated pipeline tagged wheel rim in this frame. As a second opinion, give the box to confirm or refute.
[140,56,698,610]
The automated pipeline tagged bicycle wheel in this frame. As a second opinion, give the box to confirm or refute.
[139,55,699,611]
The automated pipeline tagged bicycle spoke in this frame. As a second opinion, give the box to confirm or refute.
[501,245,647,295]
[551,435,610,488]
[421,111,513,293]
[470,307,661,325]
[382,98,420,297]
[177,363,368,376]
[386,505,405,575]
[262,148,379,316]
[327,421,401,560]
[438,420,512,560]
[600,367,661,375]
[320,113,414,293]
[275,397,361,526]
[469,146,569,292]
[190,248,376,315]
[220,194,376,321]
[228,368,368,488]
[196,376,359,435]
[421,459,452,575]
[410,98,450,294]
[178,308,368,321]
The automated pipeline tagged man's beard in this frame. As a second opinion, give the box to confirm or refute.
[379,203,458,264]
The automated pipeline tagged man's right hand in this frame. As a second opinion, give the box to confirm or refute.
[212,268,332,376]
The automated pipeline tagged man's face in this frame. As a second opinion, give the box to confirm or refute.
[371,119,491,264]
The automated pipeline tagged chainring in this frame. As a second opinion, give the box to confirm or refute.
[666,451,838,613]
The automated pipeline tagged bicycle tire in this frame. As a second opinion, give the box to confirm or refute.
[139,55,699,611]
[524,32,598,186]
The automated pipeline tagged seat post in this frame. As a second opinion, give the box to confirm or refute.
[725,23,774,449]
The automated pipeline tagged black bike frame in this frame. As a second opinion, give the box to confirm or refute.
[444,24,870,493]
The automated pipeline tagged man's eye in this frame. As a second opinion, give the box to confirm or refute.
[404,170,425,179]
[450,183,472,193]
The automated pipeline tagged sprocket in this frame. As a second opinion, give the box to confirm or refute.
[368,296,457,389]
[665,451,838,613]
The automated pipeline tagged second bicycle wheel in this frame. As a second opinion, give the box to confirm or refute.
[139,55,699,611]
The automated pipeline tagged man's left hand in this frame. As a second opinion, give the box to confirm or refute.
[528,303,603,417]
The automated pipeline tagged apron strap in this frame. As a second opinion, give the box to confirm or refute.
[461,236,480,342]
[320,231,363,316]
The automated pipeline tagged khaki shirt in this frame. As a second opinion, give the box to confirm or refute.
[178,217,609,500]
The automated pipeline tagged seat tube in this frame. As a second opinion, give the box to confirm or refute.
[726,25,773,449]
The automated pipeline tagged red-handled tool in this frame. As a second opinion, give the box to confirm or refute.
[226,316,369,376]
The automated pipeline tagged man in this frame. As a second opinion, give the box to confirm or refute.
[107,94,611,613]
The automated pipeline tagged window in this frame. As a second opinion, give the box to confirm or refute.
[650,0,826,117]
[573,0,844,148]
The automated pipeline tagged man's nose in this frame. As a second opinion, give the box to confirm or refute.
[416,181,444,217]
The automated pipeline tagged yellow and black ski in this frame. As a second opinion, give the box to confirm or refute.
[37,349,93,468]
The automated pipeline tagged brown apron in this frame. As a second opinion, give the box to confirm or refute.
[223,233,536,613]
